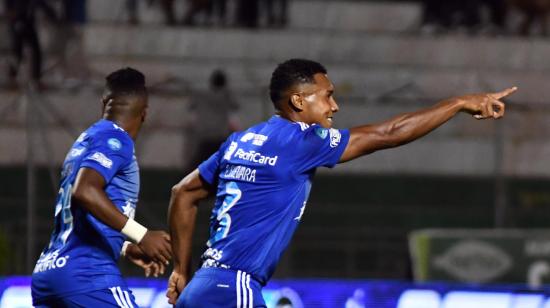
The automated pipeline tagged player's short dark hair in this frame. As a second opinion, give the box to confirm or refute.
[105,67,147,99]
[269,59,327,108]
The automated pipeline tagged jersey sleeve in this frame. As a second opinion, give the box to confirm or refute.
[198,136,233,184]
[80,130,133,183]
[295,126,350,172]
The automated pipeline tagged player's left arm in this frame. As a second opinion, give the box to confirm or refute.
[166,169,212,304]
[73,167,172,264]
[72,167,132,231]
[339,87,516,163]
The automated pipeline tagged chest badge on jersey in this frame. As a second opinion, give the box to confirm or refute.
[315,127,329,139]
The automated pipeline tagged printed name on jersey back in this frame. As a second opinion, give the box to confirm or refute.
[223,164,257,182]
[240,132,268,146]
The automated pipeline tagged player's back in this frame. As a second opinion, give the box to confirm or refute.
[31,119,139,303]
[198,115,349,284]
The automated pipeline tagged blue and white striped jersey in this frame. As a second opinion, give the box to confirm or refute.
[31,119,139,303]
[198,115,350,284]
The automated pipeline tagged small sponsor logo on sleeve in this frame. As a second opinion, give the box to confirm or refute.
[223,142,238,161]
[315,127,328,139]
[89,152,113,169]
[107,138,122,151]
[329,129,342,148]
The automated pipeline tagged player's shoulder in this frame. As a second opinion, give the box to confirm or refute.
[87,120,134,152]
[290,124,346,152]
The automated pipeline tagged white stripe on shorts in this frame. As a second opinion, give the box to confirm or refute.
[123,290,134,308]
[236,270,242,308]
[241,272,247,308]
[246,273,253,308]
[117,287,130,308]
[236,270,254,308]
[109,287,126,308]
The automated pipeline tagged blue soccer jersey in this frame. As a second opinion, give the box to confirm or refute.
[198,115,350,285]
[31,119,140,304]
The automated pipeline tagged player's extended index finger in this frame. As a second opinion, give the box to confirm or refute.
[490,87,518,99]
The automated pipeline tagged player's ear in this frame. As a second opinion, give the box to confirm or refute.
[289,93,304,111]
[100,97,109,114]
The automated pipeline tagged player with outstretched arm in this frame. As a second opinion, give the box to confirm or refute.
[166,59,516,307]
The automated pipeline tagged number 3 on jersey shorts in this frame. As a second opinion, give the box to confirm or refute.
[176,267,266,308]
[34,286,137,308]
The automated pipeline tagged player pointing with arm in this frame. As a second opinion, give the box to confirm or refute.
[31,68,171,307]
[166,59,516,307]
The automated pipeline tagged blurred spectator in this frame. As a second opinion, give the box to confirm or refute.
[126,0,139,25]
[5,0,57,88]
[182,0,210,26]
[509,0,550,36]
[161,0,177,25]
[127,0,176,26]
[422,0,506,35]
[185,69,240,170]
[236,0,259,28]
[263,0,287,27]
[482,0,507,34]
[205,0,228,26]
[420,0,444,33]
[53,0,90,85]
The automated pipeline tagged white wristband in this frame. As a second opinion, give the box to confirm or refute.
[121,219,148,243]
[120,241,131,257]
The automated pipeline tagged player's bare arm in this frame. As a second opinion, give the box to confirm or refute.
[339,87,517,163]
[72,167,172,264]
[167,169,212,304]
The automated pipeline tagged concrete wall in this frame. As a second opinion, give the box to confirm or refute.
[1,1,550,176]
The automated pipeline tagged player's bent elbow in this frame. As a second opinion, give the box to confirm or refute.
[171,184,182,198]
[171,182,190,199]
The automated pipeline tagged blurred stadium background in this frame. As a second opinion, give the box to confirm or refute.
[2,0,550,307]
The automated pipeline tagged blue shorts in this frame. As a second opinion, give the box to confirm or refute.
[34,286,137,308]
[176,267,266,308]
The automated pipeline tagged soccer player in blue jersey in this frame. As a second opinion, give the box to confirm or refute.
[31,68,172,307]
[166,59,516,307]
